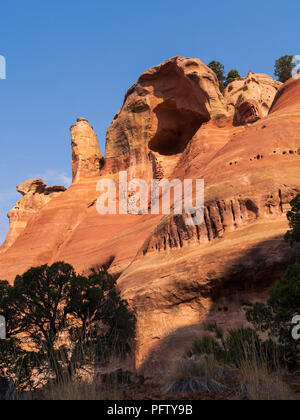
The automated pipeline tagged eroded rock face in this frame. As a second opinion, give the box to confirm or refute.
[0,179,66,254]
[71,118,103,183]
[224,72,281,125]
[104,56,229,180]
[17,178,46,196]
[0,58,299,377]
[118,77,300,371]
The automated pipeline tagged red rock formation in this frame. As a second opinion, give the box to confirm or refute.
[117,76,299,369]
[224,71,281,125]
[104,56,229,182]
[0,57,299,375]
[0,179,66,254]
[71,118,103,182]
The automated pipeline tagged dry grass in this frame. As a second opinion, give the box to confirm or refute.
[163,355,229,394]
[238,360,297,401]
[232,333,298,400]
[34,380,124,400]
[163,335,299,400]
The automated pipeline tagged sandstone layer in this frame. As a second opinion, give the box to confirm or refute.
[0,57,299,376]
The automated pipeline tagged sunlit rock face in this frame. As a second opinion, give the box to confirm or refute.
[0,58,299,376]
[104,56,229,182]
[71,118,103,183]
[224,71,282,125]
[0,179,65,254]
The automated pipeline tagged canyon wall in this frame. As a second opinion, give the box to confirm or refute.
[0,57,299,375]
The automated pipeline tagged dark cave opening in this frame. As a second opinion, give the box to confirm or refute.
[149,100,209,155]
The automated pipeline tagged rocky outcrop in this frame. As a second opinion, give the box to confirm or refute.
[224,71,281,125]
[17,178,47,196]
[71,118,103,183]
[138,186,298,256]
[0,57,299,376]
[0,179,66,254]
[104,56,229,181]
[117,74,300,371]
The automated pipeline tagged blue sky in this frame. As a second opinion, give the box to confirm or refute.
[0,0,299,243]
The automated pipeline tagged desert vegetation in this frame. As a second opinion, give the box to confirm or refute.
[274,55,296,83]
[208,60,241,91]
[0,263,136,396]
[209,55,298,89]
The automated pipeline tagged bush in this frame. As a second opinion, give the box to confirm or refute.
[285,195,300,246]
[226,69,241,86]
[225,327,260,367]
[274,55,295,83]
[208,60,226,91]
[0,262,136,390]
[208,61,241,90]
[186,326,283,370]
[185,335,224,361]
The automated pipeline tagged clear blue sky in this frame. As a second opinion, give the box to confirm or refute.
[0,0,299,243]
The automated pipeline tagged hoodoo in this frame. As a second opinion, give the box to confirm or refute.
[71,117,103,182]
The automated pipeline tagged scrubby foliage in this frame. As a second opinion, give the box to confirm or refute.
[247,265,300,368]
[208,61,241,91]
[186,324,283,371]
[0,262,136,390]
[225,69,241,86]
[274,55,295,83]
[285,195,300,246]
[208,60,226,91]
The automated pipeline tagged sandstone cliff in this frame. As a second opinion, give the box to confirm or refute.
[0,179,66,255]
[104,56,229,182]
[0,57,299,375]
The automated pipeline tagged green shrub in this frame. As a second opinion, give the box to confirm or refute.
[186,326,283,371]
[274,55,295,83]
[226,69,241,86]
[225,327,260,367]
[208,60,226,91]
[0,262,136,390]
[185,335,225,360]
